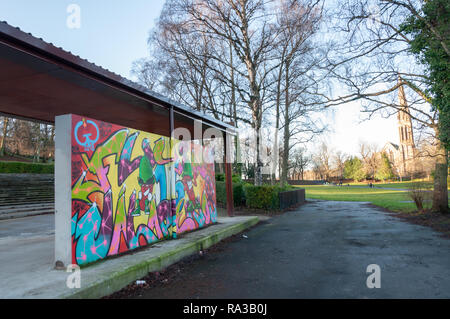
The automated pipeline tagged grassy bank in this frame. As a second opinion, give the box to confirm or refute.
[298,185,434,213]
[0,161,54,174]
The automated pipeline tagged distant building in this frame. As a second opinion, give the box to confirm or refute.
[382,82,418,178]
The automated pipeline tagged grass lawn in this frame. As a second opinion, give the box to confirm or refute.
[297,185,439,213]
[374,181,432,189]
[350,180,449,190]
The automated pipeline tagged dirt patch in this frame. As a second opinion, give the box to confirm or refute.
[103,222,261,299]
[391,210,450,239]
[365,203,450,239]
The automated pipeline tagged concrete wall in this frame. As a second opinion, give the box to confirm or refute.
[55,114,217,267]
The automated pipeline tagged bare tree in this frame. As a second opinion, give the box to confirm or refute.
[135,0,283,185]
[290,148,311,180]
[183,0,283,185]
[333,150,348,180]
[324,0,448,211]
[359,141,380,181]
[135,0,328,186]
[272,0,327,185]
[313,142,335,181]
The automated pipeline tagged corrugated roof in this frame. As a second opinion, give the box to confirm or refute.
[0,20,235,132]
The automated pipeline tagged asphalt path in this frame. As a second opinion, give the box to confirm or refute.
[2,202,449,299]
[129,200,450,299]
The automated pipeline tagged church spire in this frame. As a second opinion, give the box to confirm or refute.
[396,76,416,179]
[397,76,414,147]
[398,78,407,108]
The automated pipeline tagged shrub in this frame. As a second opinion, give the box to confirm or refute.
[216,181,297,210]
[216,173,241,183]
[232,174,242,183]
[0,161,54,174]
[233,182,245,206]
[408,182,431,211]
[215,181,227,204]
[243,184,281,210]
[215,181,246,207]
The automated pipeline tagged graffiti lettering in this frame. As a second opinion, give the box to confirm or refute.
[70,115,217,265]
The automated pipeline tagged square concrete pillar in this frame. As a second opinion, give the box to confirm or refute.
[54,114,72,268]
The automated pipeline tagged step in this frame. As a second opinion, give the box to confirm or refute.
[0,191,53,194]
[0,202,54,211]
[0,195,54,200]
[0,186,54,190]
[0,196,54,202]
[0,208,54,220]
[0,203,54,215]
[0,183,54,185]
[0,197,54,202]
[0,199,54,207]
[0,193,54,198]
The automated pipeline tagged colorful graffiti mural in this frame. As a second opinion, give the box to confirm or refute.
[173,141,218,237]
[70,115,217,265]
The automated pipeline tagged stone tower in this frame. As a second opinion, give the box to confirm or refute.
[397,81,416,176]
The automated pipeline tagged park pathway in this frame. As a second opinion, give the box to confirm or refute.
[130,200,450,299]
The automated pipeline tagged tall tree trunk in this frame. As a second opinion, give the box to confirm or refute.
[281,63,290,185]
[0,117,9,156]
[432,137,449,213]
[254,121,263,186]
[229,39,241,178]
[33,123,41,163]
[249,69,263,186]
[271,120,279,185]
[238,5,263,186]
[271,60,283,185]
[50,125,55,159]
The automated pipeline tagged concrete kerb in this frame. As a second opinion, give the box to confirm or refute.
[59,216,260,299]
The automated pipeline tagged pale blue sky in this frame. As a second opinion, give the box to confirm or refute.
[0,0,165,78]
[0,0,399,156]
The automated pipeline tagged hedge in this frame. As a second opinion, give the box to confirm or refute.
[215,173,242,183]
[0,161,54,174]
[242,184,290,210]
[216,181,296,211]
[216,181,246,207]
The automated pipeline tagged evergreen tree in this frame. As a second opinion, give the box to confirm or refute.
[375,153,395,181]
[344,157,365,181]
